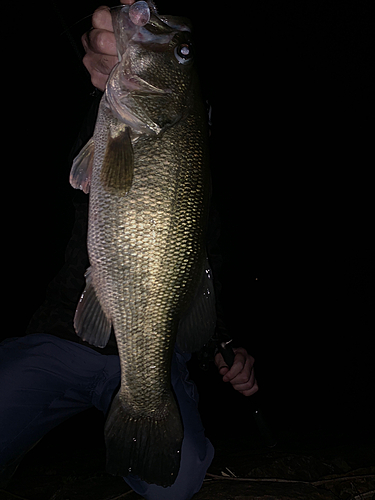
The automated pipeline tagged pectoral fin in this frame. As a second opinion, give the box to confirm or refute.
[101,127,134,194]
[69,138,95,194]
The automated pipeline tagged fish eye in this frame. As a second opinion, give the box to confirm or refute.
[174,42,193,64]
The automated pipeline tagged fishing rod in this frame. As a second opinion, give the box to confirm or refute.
[51,0,86,64]
[218,339,277,448]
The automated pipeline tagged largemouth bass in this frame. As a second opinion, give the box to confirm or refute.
[69,0,216,487]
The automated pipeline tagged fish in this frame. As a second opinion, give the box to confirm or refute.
[69,0,216,487]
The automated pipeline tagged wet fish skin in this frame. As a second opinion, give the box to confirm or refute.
[70,2,215,487]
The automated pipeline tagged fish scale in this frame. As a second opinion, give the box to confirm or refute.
[93,105,207,444]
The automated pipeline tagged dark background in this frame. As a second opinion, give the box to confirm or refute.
[4,0,374,444]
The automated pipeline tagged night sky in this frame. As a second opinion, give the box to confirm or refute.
[4,0,374,439]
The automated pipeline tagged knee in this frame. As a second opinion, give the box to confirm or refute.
[176,435,214,498]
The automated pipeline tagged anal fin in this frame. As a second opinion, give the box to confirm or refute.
[74,267,112,348]
[101,127,134,194]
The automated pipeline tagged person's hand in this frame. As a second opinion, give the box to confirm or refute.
[82,0,135,91]
[215,347,258,397]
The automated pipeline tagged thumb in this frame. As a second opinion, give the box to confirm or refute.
[214,352,230,376]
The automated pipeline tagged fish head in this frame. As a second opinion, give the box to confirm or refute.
[106,2,196,135]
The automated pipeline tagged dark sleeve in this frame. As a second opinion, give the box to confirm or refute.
[206,204,227,338]
[67,89,103,166]
[26,91,119,355]
[25,192,90,342]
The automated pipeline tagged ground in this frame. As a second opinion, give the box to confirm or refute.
[1,405,374,500]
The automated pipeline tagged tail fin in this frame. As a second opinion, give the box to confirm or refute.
[104,392,183,487]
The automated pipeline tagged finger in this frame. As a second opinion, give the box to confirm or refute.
[82,52,118,90]
[214,352,230,376]
[82,30,118,70]
[83,28,117,57]
[222,348,250,383]
[92,0,136,33]
[91,1,138,33]
[82,4,134,91]
[232,367,258,394]
[92,6,113,31]
[238,379,259,397]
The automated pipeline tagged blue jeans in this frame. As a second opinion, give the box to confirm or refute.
[0,334,214,499]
